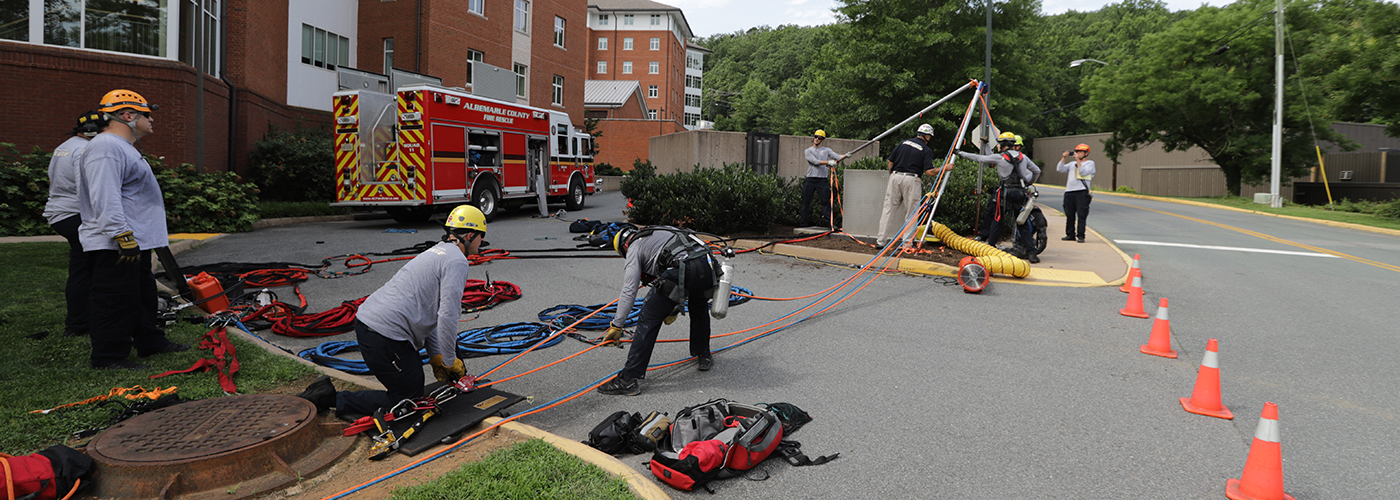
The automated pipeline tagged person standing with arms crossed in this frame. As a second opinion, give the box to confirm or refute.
[1057,143,1096,243]
[44,111,107,338]
[800,130,846,229]
[876,124,953,249]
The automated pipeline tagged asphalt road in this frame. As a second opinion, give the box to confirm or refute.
[179,189,1400,499]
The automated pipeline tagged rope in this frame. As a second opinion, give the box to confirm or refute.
[456,322,564,357]
[535,286,753,331]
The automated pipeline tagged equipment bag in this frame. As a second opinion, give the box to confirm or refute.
[720,402,783,471]
[632,411,671,453]
[583,411,642,455]
[1,445,92,500]
[648,439,728,492]
[649,399,785,492]
[668,399,729,453]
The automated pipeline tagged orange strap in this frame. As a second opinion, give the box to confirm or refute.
[29,386,179,414]
[2,454,14,500]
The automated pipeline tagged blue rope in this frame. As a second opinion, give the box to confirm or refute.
[536,285,754,330]
[456,322,564,357]
[298,341,431,375]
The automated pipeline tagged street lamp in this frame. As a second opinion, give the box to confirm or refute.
[1069,58,1109,68]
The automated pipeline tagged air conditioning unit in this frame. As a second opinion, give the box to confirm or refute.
[1339,170,1354,181]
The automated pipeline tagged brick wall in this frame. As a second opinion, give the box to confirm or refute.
[587,27,684,121]
[423,0,511,87]
[530,0,587,126]
[593,118,684,168]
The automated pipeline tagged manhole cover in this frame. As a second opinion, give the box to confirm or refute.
[86,394,353,499]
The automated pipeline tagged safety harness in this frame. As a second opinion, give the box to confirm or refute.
[632,226,724,303]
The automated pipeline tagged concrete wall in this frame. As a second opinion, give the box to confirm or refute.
[648,129,879,178]
[1030,132,1299,198]
[842,169,889,239]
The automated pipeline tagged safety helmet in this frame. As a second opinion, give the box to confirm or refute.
[445,205,488,236]
[997,131,1017,142]
[612,225,639,257]
[73,110,106,137]
[97,89,158,114]
[1014,135,1024,146]
[917,124,934,136]
[814,130,827,139]
[1075,143,1091,153]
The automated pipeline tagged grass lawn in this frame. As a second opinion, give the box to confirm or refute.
[0,242,317,454]
[390,439,640,500]
[1158,195,1400,232]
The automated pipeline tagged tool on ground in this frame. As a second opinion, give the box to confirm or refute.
[1140,297,1178,358]
[957,256,989,293]
[1180,338,1233,419]
[368,374,477,460]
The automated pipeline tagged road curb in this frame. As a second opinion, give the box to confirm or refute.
[1069,188,1400,237]
[253,214,357,229]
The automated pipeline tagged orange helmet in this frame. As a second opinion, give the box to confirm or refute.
[98,89,158,114]
[1074,143,1091,153]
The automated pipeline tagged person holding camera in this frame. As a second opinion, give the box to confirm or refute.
[1057,144,1096,243]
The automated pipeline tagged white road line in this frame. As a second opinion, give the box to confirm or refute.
[1114,240,1341,258]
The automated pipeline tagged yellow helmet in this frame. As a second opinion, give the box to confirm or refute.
[612,226,639,257]
[445,205,487,235]
[814,130,827,139]
[98,89,158,114]
[1014,135,1024,146]
[997,131,1017,142]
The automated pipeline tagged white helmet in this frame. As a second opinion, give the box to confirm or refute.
[917,124,934,136]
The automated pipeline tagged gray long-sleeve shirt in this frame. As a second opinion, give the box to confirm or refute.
[1057,160,1097,192]
[956,150,1041,184]
[611,231,674,329]
[804,146,842,178]
[76,132,168,251]
[357,241,470,365]
[43,136,89,225]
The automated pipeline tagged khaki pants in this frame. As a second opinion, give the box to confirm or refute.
[875,172,923,246]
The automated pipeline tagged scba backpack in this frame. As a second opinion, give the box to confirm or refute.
[1,445,92,500]
[647,399,783,492]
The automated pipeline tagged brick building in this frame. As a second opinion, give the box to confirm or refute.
[584,0,706,168]
[0,0,589,176]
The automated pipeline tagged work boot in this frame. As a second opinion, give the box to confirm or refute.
[1077,236,1085,243]
[972,236,986,243]
[597,376,641,396]
[138,342,191,358]
[697,355,713,372]
[1061,235,1075,241]
[296,376,338,413]
[1028,253,1041,264]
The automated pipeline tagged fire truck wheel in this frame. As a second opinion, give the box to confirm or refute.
[565,177,586,210]
[387,206,433,224]
[472,181,500,222]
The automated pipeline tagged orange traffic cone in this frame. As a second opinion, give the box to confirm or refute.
[1119,275,1149,318]
[1180,338,1233,419]
[1139,298,1177,358]
[1120,254,1142,293]
[1227,402,1294,500]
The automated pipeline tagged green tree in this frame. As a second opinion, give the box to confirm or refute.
[1082,0,1346,196]
[701,24,833,134]
[1303,0,1400,136]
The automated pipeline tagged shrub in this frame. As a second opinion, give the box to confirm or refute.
[0,143,53,236]
[594,162,625,176]
[247,126,335,202]
[622,163,796,234]
[152,158,260,233]
[1115,185,1137,193]
[1377,198,1400,220]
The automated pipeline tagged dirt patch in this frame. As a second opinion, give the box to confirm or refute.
[729,226,968,268]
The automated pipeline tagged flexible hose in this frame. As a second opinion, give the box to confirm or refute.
[456,322,564,357]
[536,285,753,330]
[927,221,1029,278]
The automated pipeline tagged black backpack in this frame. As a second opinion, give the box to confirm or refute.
[583,411,642,455]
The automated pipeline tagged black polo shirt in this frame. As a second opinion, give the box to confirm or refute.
[886,135,935,175]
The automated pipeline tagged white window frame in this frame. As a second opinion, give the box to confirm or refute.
[466,49,484,85]
[553,16,565,47]
[597,37,607,50]
[650,37,660,50]
[624,14,634,25]
[622,61,632,74]
[596,61,606,74]
[515,0,530,34]
[651,14,660,25]
[383,38,394,75]
[469,0,485,16]
[647,109,657,119]
[552,75,564,105]
[514,63,528,97]
[648,61,658,74]
[623,37,633,50]
[648,85,658,98]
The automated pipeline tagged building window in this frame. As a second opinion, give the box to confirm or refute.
[383,38,394,74]
[648,85,658,98]
[302,24,350,71]
[597,37,607,50]
[623,14,633,25]
[650,37,659,50]
[647,110,657,120]
[685,75,702,88]
[514,0,530,33]
[469,0,485,15]
[598,14,608,25]
[687,53,702,70]
[648,61,658,74]
[686,94,700,107]
[623,37,632,50]
[178,0,222,75]
[514,63,528,97]
[552,75,563,105]
[13,0,173,58]
[554,16,565,47]
[596,61,606,74]
[685,113,699,126]
[651,14,660,25]
[622,61,632,74]
[466,49,484,85]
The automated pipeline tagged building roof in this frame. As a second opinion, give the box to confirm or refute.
[585,80,648,111]
[589,0,693,38]
[686,41,712,54]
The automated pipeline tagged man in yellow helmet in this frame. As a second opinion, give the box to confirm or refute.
[78,90,188,370]
[956,131,1042,263]
[297,205,486,417]
[800,130,847,228]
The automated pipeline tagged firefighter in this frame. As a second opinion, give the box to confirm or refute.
[79,90,189,370]
[44,111,107,338]
[297,205,486,418]
[597,226,720,396]
[957,131,1042,263]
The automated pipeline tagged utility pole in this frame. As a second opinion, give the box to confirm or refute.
[977,0,991,231]
[1269,0,1283,207]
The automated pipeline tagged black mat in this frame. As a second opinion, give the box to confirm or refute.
[388,384,525,456]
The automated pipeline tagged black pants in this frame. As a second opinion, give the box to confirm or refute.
[980,186,1036,253]
[621,262,713,381]
[335,320,426,419]
[50,215,90,334]
[1063,190,1091,239]
[88,249,169,366]
[799,177,832,227]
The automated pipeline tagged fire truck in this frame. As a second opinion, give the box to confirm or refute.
[330,84,597,223]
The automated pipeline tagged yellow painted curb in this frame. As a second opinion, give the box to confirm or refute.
[486,417,671,500]
[168,232,223,241]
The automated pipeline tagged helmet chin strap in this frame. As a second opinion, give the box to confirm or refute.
[106,111,139,132]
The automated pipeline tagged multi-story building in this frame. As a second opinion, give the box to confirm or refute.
[584,0,705,168]
[0,0,587,175]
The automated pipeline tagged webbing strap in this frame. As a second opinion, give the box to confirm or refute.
[151,326,240,393]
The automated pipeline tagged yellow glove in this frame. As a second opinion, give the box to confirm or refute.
[429,354,466,382]
[602,326,626,348]
[114,230,140,266]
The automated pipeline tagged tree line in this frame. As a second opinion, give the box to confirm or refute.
[698,0,1400,195]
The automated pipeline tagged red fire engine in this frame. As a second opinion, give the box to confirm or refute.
[331,84,596,222]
